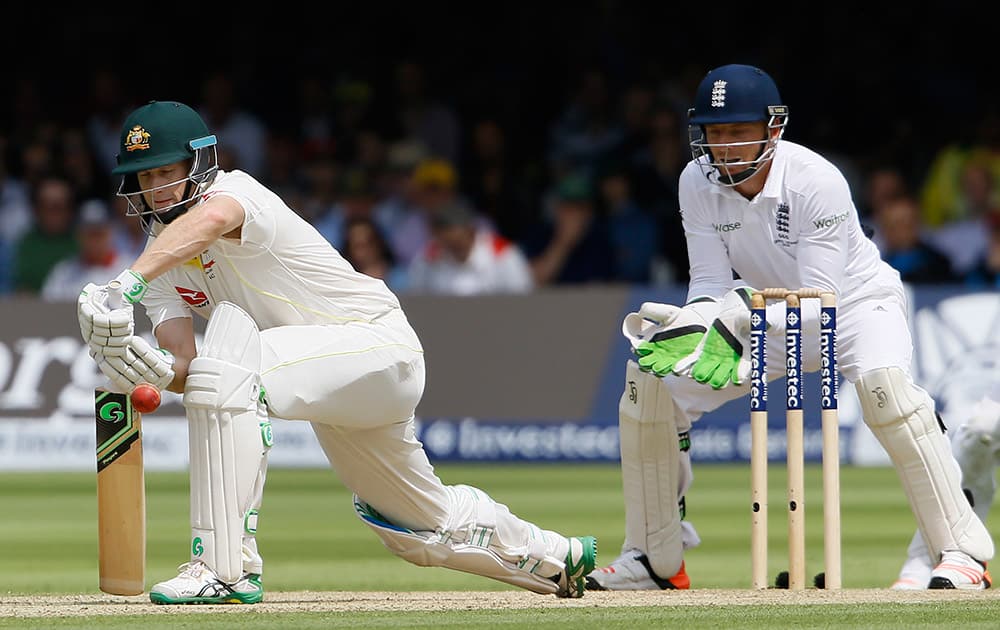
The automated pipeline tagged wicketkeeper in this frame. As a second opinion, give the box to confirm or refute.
[586,64,993,591]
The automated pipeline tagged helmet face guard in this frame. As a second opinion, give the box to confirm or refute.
[689,108,787,187]
[116,140,218,235]
[111,101,219,235]
[687,64,788,187]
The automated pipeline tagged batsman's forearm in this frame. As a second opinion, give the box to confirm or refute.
[166,356,189,394]
[131,209,232,281]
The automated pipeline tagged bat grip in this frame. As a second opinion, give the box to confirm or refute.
[106,280,125,309]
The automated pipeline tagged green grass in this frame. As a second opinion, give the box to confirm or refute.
[6,603,1000,630]
[1,464,996,628]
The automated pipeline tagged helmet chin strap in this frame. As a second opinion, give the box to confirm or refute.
[139,181,195,235]
[716,164,760,186]
[709,141,768,186]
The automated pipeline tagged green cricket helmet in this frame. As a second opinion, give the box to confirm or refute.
[113,100,219,232]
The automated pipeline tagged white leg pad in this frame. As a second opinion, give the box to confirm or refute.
[184,302,272,582]
[619,360,684,578]
[856,367,994,563]
[952,394,1000,523]
[353,486,566,595]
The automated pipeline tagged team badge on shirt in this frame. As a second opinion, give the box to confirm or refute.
[774,202,794,247]
[175,286,209,307]
[124,125,150,152]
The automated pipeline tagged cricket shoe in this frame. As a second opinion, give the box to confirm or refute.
[890,576,928,590]
[891,555,932,590]
[149,561,264,604]
[554,536,598,598]
[585,549,689,590]
[928,551,991,590]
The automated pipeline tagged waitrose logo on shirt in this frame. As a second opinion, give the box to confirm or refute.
[713,221,742,233]
[813,212,850,229]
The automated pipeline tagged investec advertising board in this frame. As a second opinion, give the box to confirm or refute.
[0,286,995,470]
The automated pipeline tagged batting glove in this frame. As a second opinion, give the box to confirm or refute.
[78,282,134,357]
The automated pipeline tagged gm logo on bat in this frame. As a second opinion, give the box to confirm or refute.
[99,401,125,423]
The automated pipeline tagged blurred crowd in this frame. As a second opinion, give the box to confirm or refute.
[1,61,999,301]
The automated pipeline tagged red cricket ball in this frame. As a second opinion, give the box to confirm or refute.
[131,382,161,413]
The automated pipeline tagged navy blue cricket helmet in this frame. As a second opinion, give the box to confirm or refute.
[688,64,788,186]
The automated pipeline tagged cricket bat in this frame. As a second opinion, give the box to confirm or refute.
[95,389,146,595]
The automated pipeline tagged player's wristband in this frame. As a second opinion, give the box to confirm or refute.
[110,269,149,305]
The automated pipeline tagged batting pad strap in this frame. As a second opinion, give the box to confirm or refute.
[619,361,684,579]
[184,358,259,412]
[353,496,561,594]
[857,367,995,563]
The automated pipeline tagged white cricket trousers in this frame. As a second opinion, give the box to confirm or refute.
[257,308,453,529]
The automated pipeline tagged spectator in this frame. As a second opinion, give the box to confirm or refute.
[462,117,534,243]
[871,195,957,284]
[109,193,148,264]
[919,109,1000,227]
[297,157,341,223]
[408,200,532,295]
[598,163,659,284]
[19,139,55,192]
[372,139,428,252]
[548,67,624,182]
[332,78,377,164]
[392,157,489,265]
[261,129,306,212]
[392,60,460,163]
[340,216,408,293]
[522,173,616,286]
[630,105,689,283]
[860,165,910,220]
[314,167,383,250]
[12,177,79,294]
[0,134,32,248]
[41,200,124,301]
[61,128,108,200]
[296,75,336,160]
[199,72,267,176]
[615,82,657,166]
[925,159,998,275]
[963,211,1000,288]
[85,68,132,174]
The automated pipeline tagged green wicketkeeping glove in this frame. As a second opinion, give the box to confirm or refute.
[627,299,718,377]
[676,287,755,389]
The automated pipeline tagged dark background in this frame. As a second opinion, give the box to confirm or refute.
[4,5,996,186]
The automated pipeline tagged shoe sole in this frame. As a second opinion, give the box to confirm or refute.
[149,591,264,605]
[928,577,989,591]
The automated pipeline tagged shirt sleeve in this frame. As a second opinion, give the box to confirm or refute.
[142,272,191,332]
[679,169,733,302]
[795,173,853,296]
[203,173,276,250]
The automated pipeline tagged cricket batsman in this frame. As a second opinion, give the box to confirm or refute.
[76,100,596,604]
[894,382,1000,588]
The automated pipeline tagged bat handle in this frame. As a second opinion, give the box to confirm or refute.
[106,280,125,309]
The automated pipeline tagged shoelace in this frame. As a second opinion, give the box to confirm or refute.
[175,561,207,578]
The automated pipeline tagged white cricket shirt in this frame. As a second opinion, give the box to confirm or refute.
[142,170,401,331]
[680,141,903,306]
